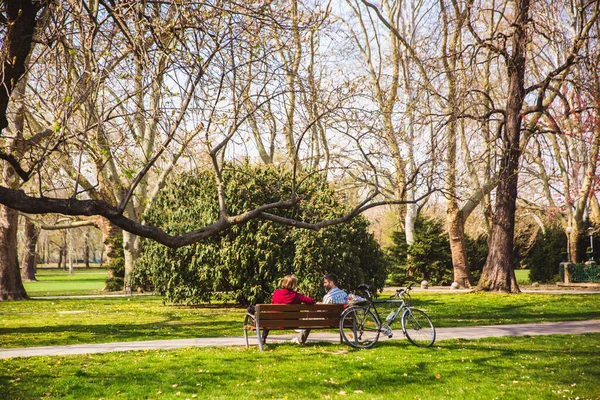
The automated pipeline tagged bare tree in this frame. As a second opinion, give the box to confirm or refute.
[470,0,599,292]
[0,1,430,301]
[0,0,50,299]
[522,12,600,261]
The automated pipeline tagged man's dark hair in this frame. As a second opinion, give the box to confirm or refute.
[324,273,339,286]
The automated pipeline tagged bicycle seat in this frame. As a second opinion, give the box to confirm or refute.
[358,283,375,291]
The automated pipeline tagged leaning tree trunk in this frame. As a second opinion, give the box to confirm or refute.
[476,0,529,293]
[20,218,39,282]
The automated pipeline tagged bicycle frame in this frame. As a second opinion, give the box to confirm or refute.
[357,285,409,331]
[341,283,435,348]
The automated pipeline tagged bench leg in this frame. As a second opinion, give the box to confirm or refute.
[244,327,249,348]
[255,308,264,351]
[257,328,264,352]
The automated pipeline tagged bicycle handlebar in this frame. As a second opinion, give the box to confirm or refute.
[395,283,414,297]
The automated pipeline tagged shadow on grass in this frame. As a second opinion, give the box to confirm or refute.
[3,335,599,399]
[408,297,600,326]
[0,318,243,347]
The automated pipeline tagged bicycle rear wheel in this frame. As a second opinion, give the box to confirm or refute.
[401,308,436,347]
[339,306,380,349]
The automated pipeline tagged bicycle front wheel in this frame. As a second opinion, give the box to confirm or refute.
[339,306,380,349]
[401,308,436,347]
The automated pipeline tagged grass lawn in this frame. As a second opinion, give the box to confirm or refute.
[2,334,599,399]
[23,269,108,297]
[1,293,599,349]
[514,269,530,284]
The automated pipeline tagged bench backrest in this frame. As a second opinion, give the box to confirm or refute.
[255,304,346,329]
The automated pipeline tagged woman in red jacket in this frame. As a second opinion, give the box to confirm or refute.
[271,275,315,305]
[262,274,314,343]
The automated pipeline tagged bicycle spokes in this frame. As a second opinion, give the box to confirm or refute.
[402,308,436,347]
[340,307,380,349]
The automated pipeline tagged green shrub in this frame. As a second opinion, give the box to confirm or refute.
[104,277,125,292]
[133,163,387,305]
[465,234,488,283]
[522,226,565,283]
[386,215,453,285]
[386,218,488,286]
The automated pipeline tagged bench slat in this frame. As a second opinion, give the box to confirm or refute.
[246,320,354,330]
[257,304,345,312]
[258,311,343,319]
[258,319,341,329]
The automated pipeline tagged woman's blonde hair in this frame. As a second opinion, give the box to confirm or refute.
[281,274,297,290]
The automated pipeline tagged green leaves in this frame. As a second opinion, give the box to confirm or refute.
[133,163,386,305]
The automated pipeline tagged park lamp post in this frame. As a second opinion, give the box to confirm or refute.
[566,226,573,263]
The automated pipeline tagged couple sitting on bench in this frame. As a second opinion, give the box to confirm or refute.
[261,273,349,345]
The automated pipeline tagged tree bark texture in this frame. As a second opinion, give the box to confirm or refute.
[20,218,39,281]
[84,230,90,268]
[0,203,26,300]
[447,209,471,288]
[476,0,530,293]
[0,160,25,299]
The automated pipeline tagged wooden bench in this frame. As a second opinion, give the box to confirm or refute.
[243,304,346,351]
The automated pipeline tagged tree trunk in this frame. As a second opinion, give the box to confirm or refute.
[20,218,39,282]
[476,0,529,293]
[123,230,141,289]
[448,209,471,288]
[0,164,25,299]
[84,229,90,268]
[58,245,67,270]
[0,203,27,300]
[95,217,120,267]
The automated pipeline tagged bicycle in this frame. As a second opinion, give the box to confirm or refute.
[339,283,436,349]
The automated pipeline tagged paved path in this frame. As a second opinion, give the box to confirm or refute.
[386,287,600,294]
[2,320,599,359]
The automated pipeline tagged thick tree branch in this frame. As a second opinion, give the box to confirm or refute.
[0,184,432,248]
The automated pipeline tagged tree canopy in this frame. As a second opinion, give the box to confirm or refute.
[0,0,599,299]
